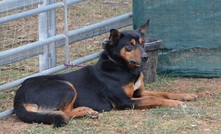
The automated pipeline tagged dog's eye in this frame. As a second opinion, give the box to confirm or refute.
[125,44,134,52]
[141,41,145,48]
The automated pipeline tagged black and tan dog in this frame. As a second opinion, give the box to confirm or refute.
[14,19,197,127]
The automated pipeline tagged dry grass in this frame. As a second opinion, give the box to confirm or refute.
[1,77,221,134]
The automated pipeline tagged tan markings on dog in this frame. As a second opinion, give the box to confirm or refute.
[131,39,136,45]
[24,103,61,114]
[62,81,77,115]
[24,103,38,112]
[134,73,144,91]
[66,106,98,118]
[141,90,198,101]
[132,97,183,109]
[23,103,70,122]
[138,38,143,44]
[123,82,134,97]
[120,47,141,68]
[65,81,77,104]
[61,82,99,118]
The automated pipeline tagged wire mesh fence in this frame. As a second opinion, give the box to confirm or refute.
[0,2,39,87]
[56,0,132,67]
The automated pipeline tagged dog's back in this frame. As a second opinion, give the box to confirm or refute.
[13,19,198,128]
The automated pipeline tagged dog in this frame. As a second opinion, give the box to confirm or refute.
[13,19,197,127]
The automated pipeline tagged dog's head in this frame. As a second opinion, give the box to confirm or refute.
[104,19,149,68]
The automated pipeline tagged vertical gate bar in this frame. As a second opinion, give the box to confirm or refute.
[63,0,70,72]
[38,0,57,72]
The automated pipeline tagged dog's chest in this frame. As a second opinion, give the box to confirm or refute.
[134,78,142,91]
[122,73,144,97]
[133,72,144,91]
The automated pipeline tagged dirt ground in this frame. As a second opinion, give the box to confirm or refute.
[0,77,220,134]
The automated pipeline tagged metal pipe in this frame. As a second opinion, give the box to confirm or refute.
[38,0,57,72]
[0,2,64,24]
[67,0,86,5]
[0,0,43,14]
[57,12,132,47]
[0,35,65,65]
[0,13,132,66]
[63,0,70,72]
[0,51,103,91]
[0,109,14,119]
[0,0,87,23]
[68,13,132,37]
[0,0,85,14]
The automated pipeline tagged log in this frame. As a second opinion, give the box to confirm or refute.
[143,38,162,83]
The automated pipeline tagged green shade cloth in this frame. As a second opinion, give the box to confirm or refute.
[133,0,221,77]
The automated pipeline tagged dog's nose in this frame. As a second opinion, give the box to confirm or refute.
[141,53,148,62]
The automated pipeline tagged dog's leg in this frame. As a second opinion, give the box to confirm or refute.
[63,106,98,118]
[62,82,98,118]
[141,90,198,101]
[132,96,183,109]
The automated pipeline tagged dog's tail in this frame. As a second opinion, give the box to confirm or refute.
[14,102,69,127]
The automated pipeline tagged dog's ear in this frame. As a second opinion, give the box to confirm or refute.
[137,19,150,37]
[109,29,121,45]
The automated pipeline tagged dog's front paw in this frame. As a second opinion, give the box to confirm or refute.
[86,110,99,119]
[80,107,99,119]
[179,93,198,101]
[167,100,184,107]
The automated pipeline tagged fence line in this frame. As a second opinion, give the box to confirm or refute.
[0,0,42,14]
[0,13,132,66]
[0,51,103,92]
[0,0,86,14]
[0,2,63,24]
[0,0,132,119]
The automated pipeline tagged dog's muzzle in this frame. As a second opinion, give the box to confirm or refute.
[141,52,148,62]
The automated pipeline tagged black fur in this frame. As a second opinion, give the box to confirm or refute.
[14,20,150,127]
